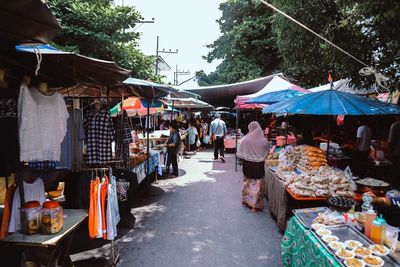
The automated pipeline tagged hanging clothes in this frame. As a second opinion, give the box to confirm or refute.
[106,174,120,240]
[28,161,56,170]
[0,79,19,177]
[59,109,85,169]
[100,176,108,239]
[18,83,69,161]
[0,184,16,239]
[9,178,46,232]
[114,110,133,167]
[88,177,100,239]
[96,179,103,238]
[84,108,115,164]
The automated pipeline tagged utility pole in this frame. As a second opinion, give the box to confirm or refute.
[174,65,190,85]
[155,36,178,75]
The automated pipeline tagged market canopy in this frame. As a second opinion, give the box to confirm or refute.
[0,0,61,44]
[181,73,279,107]
[262,89,400,116]
[110,97,164,117]
[245,89,306,105]
[235,75,307,109]
[123,78,196,99]
[160,97,213,109]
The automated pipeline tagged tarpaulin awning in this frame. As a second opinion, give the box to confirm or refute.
[9,44,131,89]
[245,89,306,104]
[235,76,307,109]
[262,89,400,116]
[0,0,61,44]
[123,77,189,99]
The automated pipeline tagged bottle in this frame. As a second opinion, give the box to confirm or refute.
[370,218,383,244]
[364,208,377,238]
[376,214,387,244]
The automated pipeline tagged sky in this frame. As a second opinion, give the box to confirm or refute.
[114,0,224,87]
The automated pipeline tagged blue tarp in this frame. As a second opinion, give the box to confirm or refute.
[262,90,400,115]
[15,44,72,54]
[245,89,305,104]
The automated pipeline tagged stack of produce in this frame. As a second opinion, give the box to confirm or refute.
[282,166,354,198]
[265,152,279,166]
[297,146,327,172]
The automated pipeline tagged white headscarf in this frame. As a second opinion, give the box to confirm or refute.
[236,121,269,162]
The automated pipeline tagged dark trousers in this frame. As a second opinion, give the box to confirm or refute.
[167,149,178,176]
[214,137,225,159]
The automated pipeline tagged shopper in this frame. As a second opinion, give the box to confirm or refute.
[388,115,400,165]
[354,119,372,176]
[200,119,209,149]
[236,121,269,211]
[166,121,180,178]
[187,119,199,152]
[209,113,227,162]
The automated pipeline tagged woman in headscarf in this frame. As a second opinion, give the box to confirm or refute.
[237,121,269,211]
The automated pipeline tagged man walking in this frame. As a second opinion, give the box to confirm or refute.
[209,113,227,162]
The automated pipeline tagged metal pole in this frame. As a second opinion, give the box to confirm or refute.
[327,116,331,158]
[235,108,239,172]
[146,99,151,187]
[155,36,159,75]
[171,100,175,121]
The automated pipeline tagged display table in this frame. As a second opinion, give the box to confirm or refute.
[131,150,160,184]
[264,166,328,232]
[282,217,340,267]
[1,209,87,267]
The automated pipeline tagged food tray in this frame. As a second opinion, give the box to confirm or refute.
[312,224,399,267]
[292,207,331,228]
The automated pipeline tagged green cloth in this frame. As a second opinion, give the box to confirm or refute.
[281,217,340,267]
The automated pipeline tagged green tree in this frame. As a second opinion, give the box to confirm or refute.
[201,0,281,85]
[48,0,157,80]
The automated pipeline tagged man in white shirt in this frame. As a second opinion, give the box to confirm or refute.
[354,120,372,175]
[209,114,227,162]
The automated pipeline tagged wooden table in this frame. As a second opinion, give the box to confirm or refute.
[1,209,87,267]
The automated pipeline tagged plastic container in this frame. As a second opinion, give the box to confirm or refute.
[364,208,376,238]
[376,215,386,244]
[20,201,41,235]
[370,218,383,244]
[40,201,63,235]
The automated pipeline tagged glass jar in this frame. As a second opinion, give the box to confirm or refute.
[20,201,41,235]
[40,201,63,235]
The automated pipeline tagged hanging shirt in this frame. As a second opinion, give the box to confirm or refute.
[18,84,69,161]
[100,176,108,239]
[0,185,16,239]
[96,181,103,238]
[9,178,46,232]
[84,108,115,164]
[59,109,85,169]
[106,175,120,240]
[88,178,100,239]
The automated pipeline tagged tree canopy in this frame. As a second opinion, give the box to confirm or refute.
[201,0,399,90]
[48,0,156,80]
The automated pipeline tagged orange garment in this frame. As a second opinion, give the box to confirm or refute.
[0,185,16,239]
[100,176,108,239]
[88,178,100,239]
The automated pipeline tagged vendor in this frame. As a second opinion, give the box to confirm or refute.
[264,119,277,139]
[354,119,372,176]
[166,121,180,178]
[388,115,400,166]
[131,124,143,148]
[366,190,400,227]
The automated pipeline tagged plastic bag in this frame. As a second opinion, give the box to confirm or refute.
[203,135,210,144]
[196,138,201,147]
[384,224,399,252]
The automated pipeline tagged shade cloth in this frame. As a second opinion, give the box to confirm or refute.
[263,89,400,115]
[161,97,213,109]
[282,216,340,267]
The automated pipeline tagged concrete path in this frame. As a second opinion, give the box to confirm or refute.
[118,151,283,267]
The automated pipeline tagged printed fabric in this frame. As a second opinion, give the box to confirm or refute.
[84,108,115,164]
[28,161,56,170]
[242,178,264,210]
[282,217,340,267]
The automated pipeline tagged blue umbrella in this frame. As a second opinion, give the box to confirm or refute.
[245,89,305,104]
[262,90,400,115]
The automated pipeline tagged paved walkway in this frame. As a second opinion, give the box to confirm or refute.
[118,151,283,267]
